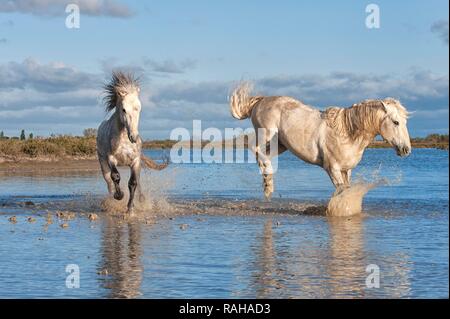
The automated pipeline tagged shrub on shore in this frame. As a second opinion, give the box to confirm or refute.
[0,136,96,159]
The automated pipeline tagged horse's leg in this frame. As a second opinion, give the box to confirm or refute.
[99,157,115,195]
[261,142,287,199]
[135,159,145,203]
[110,165,124,201]
[137,184,146,203]
[327,166,347,195]
[127,160,141,215]
[253,129,286,200]
[253,138,271,199]
[342,169,352,186]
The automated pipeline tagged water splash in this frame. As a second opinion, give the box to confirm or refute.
[326,182,379,217]
[326,167,397,217]
[100,167,177,220]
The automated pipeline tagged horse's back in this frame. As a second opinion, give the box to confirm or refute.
[251,95,324,164]
[251,96,314,129]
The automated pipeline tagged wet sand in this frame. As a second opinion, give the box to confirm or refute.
[0,158,100,176]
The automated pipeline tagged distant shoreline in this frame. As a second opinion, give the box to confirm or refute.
[143,138,449,150]
[0,134,448,165]
[368,140,449,150]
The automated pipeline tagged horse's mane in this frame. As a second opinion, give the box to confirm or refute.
[323,98,408,140]
[103,71,140,112]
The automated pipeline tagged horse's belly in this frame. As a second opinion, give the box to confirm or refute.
[115,154,134,166]
[278,109,323,166]
[280,135,321,165]
[288,146,322,166]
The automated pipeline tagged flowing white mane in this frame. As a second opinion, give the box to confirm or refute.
[103,71,140,112]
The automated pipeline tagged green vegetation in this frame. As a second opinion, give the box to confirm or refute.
[0,131,448,161]
[369,134,449,150]
[0,135,97,159]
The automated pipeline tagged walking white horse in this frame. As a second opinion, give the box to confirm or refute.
[97,72,167,215]
[230,83,411,199]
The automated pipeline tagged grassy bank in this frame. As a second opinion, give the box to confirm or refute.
[370,134,449,150]
[1,134,448,162]
[0,136,97,161]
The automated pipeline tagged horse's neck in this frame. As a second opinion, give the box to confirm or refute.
[330,123,378,151]
[110,111,125,133]
[344,107,381,148]
[358,132,378,149]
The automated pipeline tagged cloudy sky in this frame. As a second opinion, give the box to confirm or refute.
[0,0,448,139]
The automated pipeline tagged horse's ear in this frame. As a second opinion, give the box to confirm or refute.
[136,87,140,93]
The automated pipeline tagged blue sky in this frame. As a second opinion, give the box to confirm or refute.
[0,0,448,138]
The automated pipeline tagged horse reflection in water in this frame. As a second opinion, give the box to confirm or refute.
[99,217,143,298]
[250,220,286,298]
[326,216,412,298]
[247,213,412,298]
[326,216,367,297]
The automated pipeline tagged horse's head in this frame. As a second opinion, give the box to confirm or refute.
[104,72,142,144]
[379,98,411,157]
[117,87,141,144]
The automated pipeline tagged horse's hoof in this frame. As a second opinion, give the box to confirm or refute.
[264,184,273,201]
[126,208,136,217]
[114,191,124,200]
[264,190,273,201]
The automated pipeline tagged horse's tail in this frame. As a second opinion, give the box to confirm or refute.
[141,154,169,171]
[229,81,263,120]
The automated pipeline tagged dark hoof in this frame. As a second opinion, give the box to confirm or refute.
[114,191,124,200]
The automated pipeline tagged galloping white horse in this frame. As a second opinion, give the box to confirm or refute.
[97,72,167,215]
[230,83,411,199]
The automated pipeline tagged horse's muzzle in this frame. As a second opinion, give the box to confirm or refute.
[395,145,411,157]
[128,134,138,144]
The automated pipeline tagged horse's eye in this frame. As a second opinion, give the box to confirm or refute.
[122,108,126,113]
[393,120,399,126]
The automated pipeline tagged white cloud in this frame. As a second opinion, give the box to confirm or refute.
[0,0,133,18]
[0,57,448,138]
[0,58,100,93]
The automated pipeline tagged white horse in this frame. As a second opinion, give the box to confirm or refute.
[97,72,167,215]
[230,83,411,199]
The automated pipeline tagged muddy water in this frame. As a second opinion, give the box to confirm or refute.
[0,149,448,298]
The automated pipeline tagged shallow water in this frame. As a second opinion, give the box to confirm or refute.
[0,148,448,298]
